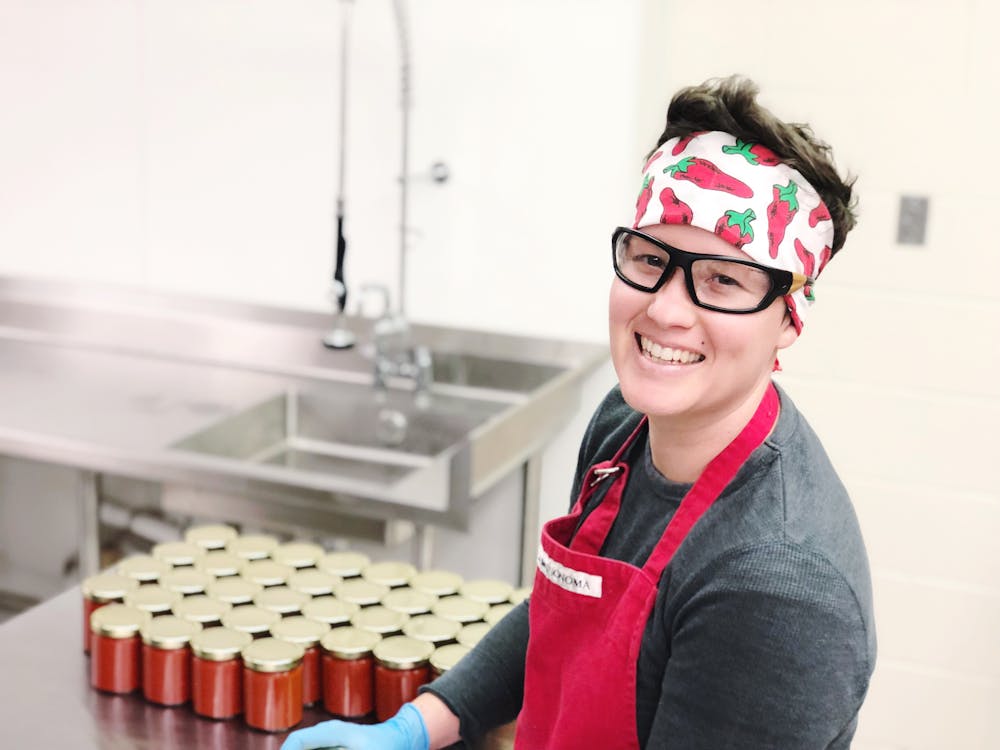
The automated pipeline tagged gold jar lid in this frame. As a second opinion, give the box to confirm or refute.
[206,576,263,605]
[373,635,434,670]
[334,578,389,607]
[456,621,491,649]
[459,579,514,605]
[90,603,150,639]
[485,603,515,626]
[508,586,531,605]
[409,570,464,597]
[318,551,370,578]
[193,551,244,578]
[240,559,294,587]
[431,596,489,624]
[184,523,239,551]
[302,597,360,626]
[124,585,182,615]
[361,561,417,588]
[320,626,381,660]
[382,588,437,616]
[221,605,282,635]
[272,541,325,569]
[350,605,409,635]
[141,614,202,649]
[172,594,232,624]
[430,643,471,675]
[242,637,304,673]
[82,572,139,603]
[160,569,212,596]
[402,614,462,645]
[191,626,253,662]
[226,534,279,561]
[116,554,171,583]
[288,569,341,597]
[152,540,205,567]
[270,616,330,646]
[253,586,310,616]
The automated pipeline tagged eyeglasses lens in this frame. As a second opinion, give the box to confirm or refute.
[614,232,774,312]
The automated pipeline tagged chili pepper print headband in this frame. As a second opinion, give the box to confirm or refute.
[632,130,834,332]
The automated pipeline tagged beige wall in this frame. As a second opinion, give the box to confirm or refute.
[638,0,1000,747]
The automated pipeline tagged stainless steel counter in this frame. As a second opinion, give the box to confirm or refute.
[0,589,512,748]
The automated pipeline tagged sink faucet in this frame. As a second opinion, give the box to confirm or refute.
[363,284,433,400]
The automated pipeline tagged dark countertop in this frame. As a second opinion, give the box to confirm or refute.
[0,588,515,748]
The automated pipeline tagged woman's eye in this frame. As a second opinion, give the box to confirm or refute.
[710,273,741,287]
[635,254,666,269]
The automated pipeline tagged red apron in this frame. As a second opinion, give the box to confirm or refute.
[514,384,779,749]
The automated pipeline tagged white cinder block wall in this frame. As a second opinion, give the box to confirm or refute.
[1,0,997,745]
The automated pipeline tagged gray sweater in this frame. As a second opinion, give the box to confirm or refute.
[426,383,876,749]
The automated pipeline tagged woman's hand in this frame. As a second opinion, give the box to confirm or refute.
[279,702,429,750]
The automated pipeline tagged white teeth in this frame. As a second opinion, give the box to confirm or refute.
[639,336,703,364]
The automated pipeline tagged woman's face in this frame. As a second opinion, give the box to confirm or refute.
[608,223,798,427]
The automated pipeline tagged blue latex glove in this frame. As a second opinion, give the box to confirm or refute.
[279,702,430,750]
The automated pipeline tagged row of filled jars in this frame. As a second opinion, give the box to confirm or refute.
[81,524,527,732]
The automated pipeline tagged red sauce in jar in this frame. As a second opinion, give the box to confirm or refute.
[270,616,330,707]
[140,615,201,705]
[191,627,253,720]
[320,626,381,717]
[242,638,304,732]
[372,635,433,721]
[90,604,148,694]
[82,573,139,654]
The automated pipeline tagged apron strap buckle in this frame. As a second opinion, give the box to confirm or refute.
[588,466,622,487]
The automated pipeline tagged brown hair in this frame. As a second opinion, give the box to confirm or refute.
[650,75,857,255]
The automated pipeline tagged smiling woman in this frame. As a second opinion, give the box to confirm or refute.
[281,75,875,750]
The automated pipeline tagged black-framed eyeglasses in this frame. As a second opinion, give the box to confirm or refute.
[611,227,813,314]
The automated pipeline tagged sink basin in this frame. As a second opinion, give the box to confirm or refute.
[171,382,508,487]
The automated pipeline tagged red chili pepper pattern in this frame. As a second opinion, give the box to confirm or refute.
[808,202,831,228]
[659,187,693,225]
[671,132,706,156]
[721,139,782,166]
[643,150,664,172]
[794,238,832,278]
[663,158,754,198]
[634,174,654,226]
[766,181,800,259]
[714,208,756,249]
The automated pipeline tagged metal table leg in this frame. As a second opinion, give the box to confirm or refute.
[519,454,542,587]
[77,471,100,577]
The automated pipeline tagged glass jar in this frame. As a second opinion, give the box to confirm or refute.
[115,554,171,585]
[172,594,232,628]
[160,569,212,597]
[190,627,253,719]
[429,643,471,678]
[350,605,409,638]
[484,602,516,626]
[206,576,262,607]
[81,572,139,653]
[381,588,437,616]
[124,585,183,618]
[361,561,417,589]
[431,595,489,625]
[456,621,492,649]
[402,614,462,648]
[90,604,149,693]
[318,551,370,579]
[226,533,279,562]
[458,579,514,606]
[185,523,239,551]
[302,597,359,628]
[152,540,205,568]
[373,635,433,721]
[253,586,310,618]
[334,579,389,608]
[409,570,463,598]
[272,541,325,570]
[242,637,305,732]
[140,615,201,705]
[287,569,341,598]
[320,626,381,718]
[221,605,282,639]
[193,551,244,578]
[241,559,294,588]
[270,616,331,707]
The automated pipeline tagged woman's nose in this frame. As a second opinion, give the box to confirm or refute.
[646,267,697,326]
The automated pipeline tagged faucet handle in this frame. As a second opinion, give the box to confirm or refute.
[360,283,392,319]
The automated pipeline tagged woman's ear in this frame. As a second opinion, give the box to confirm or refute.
[777,309,800,351]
